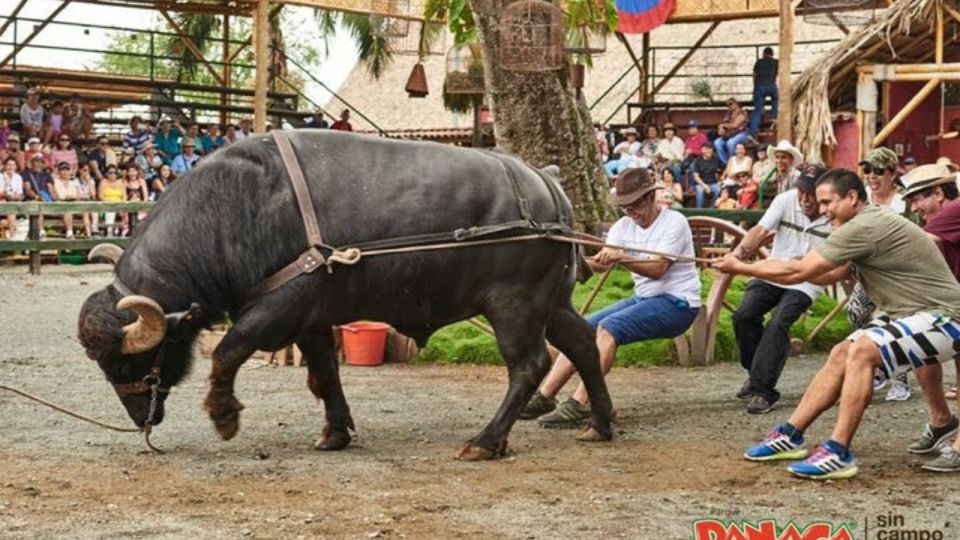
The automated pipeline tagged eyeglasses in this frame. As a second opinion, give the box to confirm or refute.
[106,170,117,176]
[860,164,890,175]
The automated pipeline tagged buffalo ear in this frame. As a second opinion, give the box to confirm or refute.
[165,303,203,342]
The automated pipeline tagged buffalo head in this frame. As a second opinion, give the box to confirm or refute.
[78,245,201,427]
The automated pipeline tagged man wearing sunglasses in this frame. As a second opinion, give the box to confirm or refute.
[519,167,701,428]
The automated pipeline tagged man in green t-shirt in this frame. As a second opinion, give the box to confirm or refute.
[713,169,960,480]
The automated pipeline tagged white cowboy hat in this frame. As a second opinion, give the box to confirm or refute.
[620,127,638,136]
[899,164,955,198]
[770,140,803,164]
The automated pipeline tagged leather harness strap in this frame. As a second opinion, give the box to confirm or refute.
[251,132,329,297]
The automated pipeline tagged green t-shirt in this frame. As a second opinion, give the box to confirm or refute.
[817,205,960,319]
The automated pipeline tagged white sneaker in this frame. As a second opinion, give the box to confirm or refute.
[886,378,911,401]
[873,369,889,392]
[65,230,74,239]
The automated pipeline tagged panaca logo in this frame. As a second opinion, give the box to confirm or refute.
[692,518,856,540]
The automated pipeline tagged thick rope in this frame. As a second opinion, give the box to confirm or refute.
[0,384,164,453]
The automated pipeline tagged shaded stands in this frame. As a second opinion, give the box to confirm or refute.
[0,66,309,141]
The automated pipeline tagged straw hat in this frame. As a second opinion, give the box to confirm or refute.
[936,157,958,172]
[899,164,956,198]
[770,140,803,164]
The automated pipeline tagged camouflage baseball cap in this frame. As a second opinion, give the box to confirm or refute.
[863,147,899,170]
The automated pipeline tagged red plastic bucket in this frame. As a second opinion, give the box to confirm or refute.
[340,322,390,366]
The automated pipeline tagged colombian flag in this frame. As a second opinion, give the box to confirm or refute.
[616,0,675,33]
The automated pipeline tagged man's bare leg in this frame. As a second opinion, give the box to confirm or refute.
[830,337,882,446]
[785,341,851,433]
[572,328,617,406]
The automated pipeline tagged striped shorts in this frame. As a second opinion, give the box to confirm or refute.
[848,312,960,380]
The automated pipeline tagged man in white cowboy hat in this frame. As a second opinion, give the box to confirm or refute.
[897,163,960,471]
[766,140,802,196]
[936,157,960,187]
[519,168,701,428]
[605,127,642,178]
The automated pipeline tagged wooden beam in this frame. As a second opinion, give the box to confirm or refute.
[254,0,270,133]
[227,6,281,64]
[858,63,960,74]
[936,2,944,64]
[826,12,850,34]
[221,14,231,127]
[651,22,720,98]
[0,0,30,39]
[872,78,940,147]
[776,0,794,141]
[641,32,651,103]
[0,0,71,70]
[159,10,225,86]
[945,3,960,25]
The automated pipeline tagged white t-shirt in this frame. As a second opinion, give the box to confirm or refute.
[2,172,23,198]
[613,140,641,157]
[655,136,685,162]
[865,186,906,214]
[757,189,832,299]
[20,103,44,129]
[606,210,701,307]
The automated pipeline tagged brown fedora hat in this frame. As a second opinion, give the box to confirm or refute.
[607,167,658,207]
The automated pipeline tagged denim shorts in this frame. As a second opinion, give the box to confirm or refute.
[586,294,699,346]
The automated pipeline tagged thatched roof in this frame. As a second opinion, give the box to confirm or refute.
[792,0,960,163]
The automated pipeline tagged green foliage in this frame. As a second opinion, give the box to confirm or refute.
[414,269,852,367]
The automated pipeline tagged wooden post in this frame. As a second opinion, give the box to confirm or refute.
[641,32,650,103]
[28,214,40,274]
[936,3,944,64]
[221,14,231,128]
[776,0,794,142]
[253,0,270,133]
[872,78,940,147]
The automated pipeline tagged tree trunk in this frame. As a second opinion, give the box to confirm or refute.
[472,0,609,233]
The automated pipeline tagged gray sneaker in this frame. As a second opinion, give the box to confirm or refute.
[885,375,911,401]
[921,446,960,472]
[537,398,591,429]
[907,415,959,455]
[518,391,557,420]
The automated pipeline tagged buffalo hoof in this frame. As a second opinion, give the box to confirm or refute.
[576,422,613,443]
[205,396,244,441]
[456,444,497,461]
[315,425,351,451]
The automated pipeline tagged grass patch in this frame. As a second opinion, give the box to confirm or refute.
[415,269,851,367]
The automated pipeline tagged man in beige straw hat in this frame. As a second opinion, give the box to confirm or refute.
[519,168,701,428]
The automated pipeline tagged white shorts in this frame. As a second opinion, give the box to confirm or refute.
[847,312,960,379]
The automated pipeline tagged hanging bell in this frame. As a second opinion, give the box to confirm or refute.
[405,63,429,98]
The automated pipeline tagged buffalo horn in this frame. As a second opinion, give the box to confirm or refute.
[88,243,124,266]
[117,296,166,354]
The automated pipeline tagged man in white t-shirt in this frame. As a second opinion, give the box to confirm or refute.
[729,165,831,414]
[520,168,702,427]
[19,88,45,139]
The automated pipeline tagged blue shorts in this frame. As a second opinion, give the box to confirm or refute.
[586,295,699,345]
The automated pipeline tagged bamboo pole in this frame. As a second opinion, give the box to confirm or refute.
[253,0,270,133]
[944,3,960,25]
[872,78,940,147]
[777,0,794,141]
[221,14,231,127]
[858,63,960,74]
[578,269,613,316]
[936,2,944,64]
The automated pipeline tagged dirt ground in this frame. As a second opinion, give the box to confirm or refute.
[1,265,959,540]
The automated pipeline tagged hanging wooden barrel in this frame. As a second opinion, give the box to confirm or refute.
[498,0,564,72]
[405,62,429,98]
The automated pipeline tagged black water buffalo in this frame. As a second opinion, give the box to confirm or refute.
[77,130,613,459]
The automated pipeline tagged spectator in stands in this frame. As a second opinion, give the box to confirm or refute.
[151,164,174,200]
[136,142,163,183]
[762,140,802,204]
[23,154,53,202]
[902,156,917,173]
[20,88,45,140]
[50,161,80,238]
[202,124,225,154]
[75,163,97,237]
[736,169,760,210]
[6,134,24,172]
[65,94,91,141]
[171,138,201,174]
[154,116,183,165]
[43,100,66,145]
[655,123,684,178]
[750,47,779,135]
[726,165,831,414]
[693,142,722,208]
[0,118,9,149]
[860,147,906,214]
[723,142,754,182]
[123,162,148,236]
[306,109,329,129]
[331,110,354,132]
[520,168,701,428]
[122,116,152,156]
[24,137,52,170]
[639,124,660,161]
[900,164,960,464]
[235,118,254,140]
[594,123,609,162]
[1,157,24,239]
[98,164,125,238]
[753,143,774,184]
[51,133,78,176]
[224,124,239,145]
[604,127,641,178]
[681,120,707,187]
[658,167,683,209]
[716,181,739,210]
[89,135,118,182]
[184,123,205,156]
[714,98,750,165]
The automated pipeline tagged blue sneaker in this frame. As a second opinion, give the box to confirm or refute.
[788,440,859,480]
[744,424,808,462]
